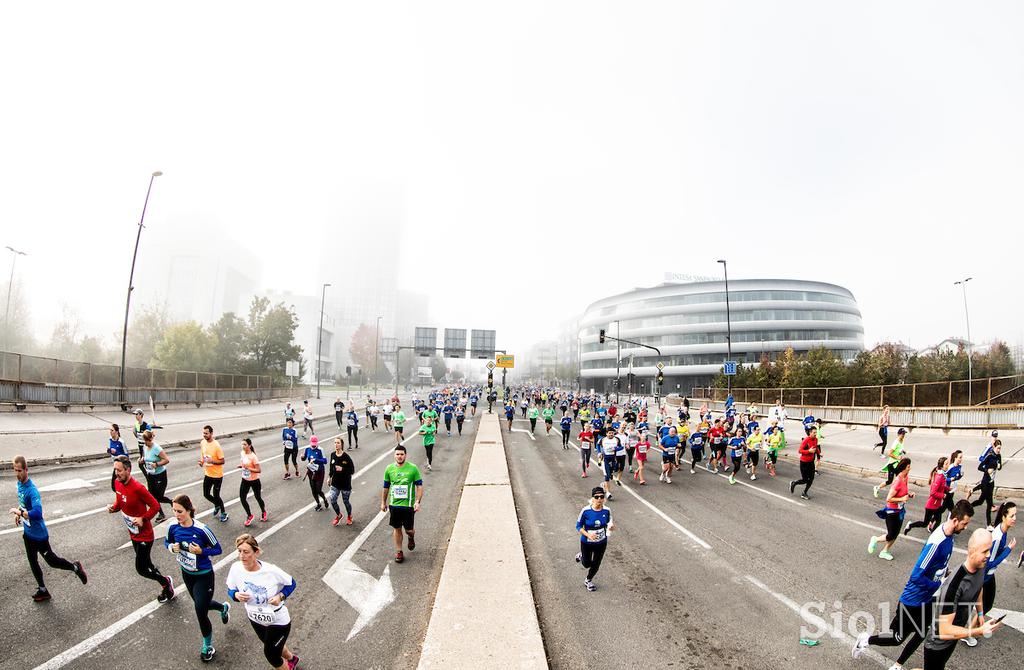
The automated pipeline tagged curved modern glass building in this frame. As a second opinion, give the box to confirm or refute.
[579,279,865,393]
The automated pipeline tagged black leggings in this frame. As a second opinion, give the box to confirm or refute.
[581,449,591,472]
[580,541,607,581]
[561,429,571,446]
[457,418,464,435]
[982,576,996,614]
[424,443,434,465]
[250,620,291,667]
[132,540,166,586]
[867,601,931,665]
[308,470,327,507]
[23,535,76,589]
[182,569,223,638]
[905,508,943,534]
[971,479,995,526]
[347,426,359,447]
[793,460,816,495]
[732,455,743,475]
[203,476,225,514]
[144,470,172,508]
[335,412,343,428]
[303,418,313,434]
[284,449,298,470]
[626,447,635,467]
[239,479,266,516]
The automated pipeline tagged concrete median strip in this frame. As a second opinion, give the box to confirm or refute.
[417,414,547,670]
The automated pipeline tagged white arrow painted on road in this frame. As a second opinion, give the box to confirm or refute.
[510,427,535,441]
[322,509,395,640]
[989,608,1024,635]
[38,478,95,492]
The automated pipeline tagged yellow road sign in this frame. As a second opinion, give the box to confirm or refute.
[495,355,515,369]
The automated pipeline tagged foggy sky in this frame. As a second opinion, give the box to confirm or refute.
[2,1,1022,361]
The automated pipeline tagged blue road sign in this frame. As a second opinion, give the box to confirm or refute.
[723,361,738,376]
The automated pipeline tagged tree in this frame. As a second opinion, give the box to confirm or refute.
[152,321,215,371]
[243,297,302,374]
[430,355,447,381]
[0,278,34,353]
[793,347,847,388]
[776,347,798,388]
[45,307,82,361]
[349,323,376,373]
[124,303,172,368]
[975,340,1014,378]
[209,312,245,372]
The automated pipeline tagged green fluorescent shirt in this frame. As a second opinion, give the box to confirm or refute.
[542,408,555,420]
[421,410,438,422]
[393,411,406,427]
[420,423,437,446]
[528,408,540,419]
[384,462,422,507]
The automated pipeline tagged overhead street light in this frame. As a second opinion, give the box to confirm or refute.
[119,171,162,407]
[316,283,331,399]
[2,245,28,379]
[717,259,733,393]
[953,277,973,405]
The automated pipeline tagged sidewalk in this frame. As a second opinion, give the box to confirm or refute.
[0,393,399,468]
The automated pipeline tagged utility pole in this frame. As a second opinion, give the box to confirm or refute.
[717,259,733,393]
[2,246,27,379]
[954,277,973,405]
[316,283,331,399]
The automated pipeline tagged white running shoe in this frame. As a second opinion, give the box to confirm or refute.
[963,636,978,647]
[852,632,869,659]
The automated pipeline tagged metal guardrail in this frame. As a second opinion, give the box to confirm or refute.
[0,380,299,406]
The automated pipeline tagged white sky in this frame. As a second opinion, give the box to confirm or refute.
[2,1,1022,358]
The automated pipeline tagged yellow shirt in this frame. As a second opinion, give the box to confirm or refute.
[201,439,224,478]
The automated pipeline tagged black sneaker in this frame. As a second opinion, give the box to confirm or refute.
[407,535,416,551]
[790,481,797,494]
[32,588,51,602]
[1018,551,1023,569]
[801,493,810,500]
[154,512,167,525]
[200,646,216,663]
[575,552,582,564]
[157,576,175,603]
[74,561,88,585]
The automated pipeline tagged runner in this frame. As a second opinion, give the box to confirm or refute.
[597,428,620,498]
[418,417,437,471]
[455,403,466,436]
[165,494,229,663]
[727,427,747,485]
[282,419,299,480]
[140,430,172,524]
[875,428,908,498]
[300,436,328,511]
[867,457,914,561]
[328,437,355,527]
[527,404,540,434]
[442,400,454,437]
[633,430,650,484]
[975,501,1016,645]
[613,426,627,486]
[574,487,615,592]
[283,402,295,424]
[578,405,591,432]
[578,425,594,478]
[346,408,360,449]
[198,425,228,522]
[420,403,438,433]
[504,401,515,430]
[108,456,175,602]
[688,426,706,475]
[382,403,393,432]
[542,404,555,435]
[969,439,1001,527]
[226,534,299,670]
[108,424,128,491]
[238,438,267,527]
[470,392,478,416]
[707,419,726,473]
[853,500,975,666]
[942,450,964,517]
[392,405,406,444]
[765,421,784,477]
[301,400,314,437]
[875,404,890,452]
[674,419,689,470]
[334,398,345,429]
[559,413,573,449]
[659,426,680,484]
[10,455,87,602]
[369,402,381,431]
[132,409,153,459]
[904,457,948,536]
[624,423,638,473]
[381,445,423,563]
[746,424,763,481]
[789,425,821,500]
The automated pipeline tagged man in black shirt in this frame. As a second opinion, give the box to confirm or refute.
[327,436,355,526]
[334,398,345,429]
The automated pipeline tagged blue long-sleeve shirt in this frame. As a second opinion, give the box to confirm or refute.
[899,525,956,606]
[165,520,222,573]
[282,427,298,449]
[301,447,327,466]
[945,464,963,487]
[986,526,1013,583]
[17,479,48,541]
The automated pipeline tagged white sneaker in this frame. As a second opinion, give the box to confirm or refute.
[750,474,757,480]
[665,477,672,484]
[963,636,978,647]
[852,632,869,659]
[886,664,902,670]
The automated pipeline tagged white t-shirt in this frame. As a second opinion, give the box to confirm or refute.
[303,408,314,421]
[600,436,619,457]
[226,560,294,626]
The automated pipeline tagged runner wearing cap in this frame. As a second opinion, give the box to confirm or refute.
[874,428,908,498]
[575,487,615,591]
[300,436,328,512]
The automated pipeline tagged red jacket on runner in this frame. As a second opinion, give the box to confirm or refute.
[112,476,159,543]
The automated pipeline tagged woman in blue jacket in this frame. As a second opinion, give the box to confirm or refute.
[301,435,329,511]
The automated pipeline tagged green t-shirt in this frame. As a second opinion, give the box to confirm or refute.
[421,409,438,423]
[384,461,422,508]
[887,440,904,467]
[542,408,555,420]
[420,423,437,446]
[393,411,406,427]
[528,407,540,419]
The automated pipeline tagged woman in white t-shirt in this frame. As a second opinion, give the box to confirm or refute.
[225,534,298,670]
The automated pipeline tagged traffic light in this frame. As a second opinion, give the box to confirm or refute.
[657,371,665,385]
[599,329,605,344]
[346,366,352,376]
[487,371,494,386]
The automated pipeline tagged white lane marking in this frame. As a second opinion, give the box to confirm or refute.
[988,608,1024,635]
[829,513,967,555]
[38,478,95,492]
[33,418,430,669]
[322,509,394,640]
[510,428,536,441]
[0,505,110,536]
[744,575,889,667]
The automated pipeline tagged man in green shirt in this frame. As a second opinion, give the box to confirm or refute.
[420,406,438,429]
[419,421,437,471]
[392,407,407,445]
[380,445,423,564]
[875,427,908,498]
[527,405,540,434]
[541,406,556,434]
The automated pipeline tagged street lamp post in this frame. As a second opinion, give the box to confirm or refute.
[2,246,28,379]
[316,283,331,400]
[119,171,162,407]
[614,319,621,403]
[374,315,382,394]
[717,259,733,393]
[954,277,973,405]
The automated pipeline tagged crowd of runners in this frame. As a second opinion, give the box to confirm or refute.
[11,386,484,668]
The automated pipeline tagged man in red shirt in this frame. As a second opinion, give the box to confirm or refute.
[708,420,727,473]
[108,455,175,602]
[790,427,821,500]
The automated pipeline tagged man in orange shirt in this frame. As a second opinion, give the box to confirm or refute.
[197,425,228,522]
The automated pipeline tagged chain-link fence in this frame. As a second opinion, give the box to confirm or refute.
[692,374,1024,408]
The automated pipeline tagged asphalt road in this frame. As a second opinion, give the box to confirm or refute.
[0,409,482,670]
[503,418,1024,670]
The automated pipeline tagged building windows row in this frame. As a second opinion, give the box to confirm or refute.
[581,309,861,337]
[593,289,856,317]
[580,329,864,354]
[581,348,861,370]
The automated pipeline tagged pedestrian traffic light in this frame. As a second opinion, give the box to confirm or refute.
[657,371,665,385]
[599,329,605,344]
[346,366,352,376]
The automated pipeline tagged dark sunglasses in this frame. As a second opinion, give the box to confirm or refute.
[593,494,605,499]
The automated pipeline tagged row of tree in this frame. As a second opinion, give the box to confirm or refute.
[713,341,1017,389]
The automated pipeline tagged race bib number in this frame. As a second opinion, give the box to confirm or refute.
[246,604,287,626]
[177,549,198,572]
[144,461,156,473]
[589,527,607,542]
[307,462,320,473]
[122,513,140,535]
[242,468,252,479]
[391,484,409,500]
[282,441,292,449]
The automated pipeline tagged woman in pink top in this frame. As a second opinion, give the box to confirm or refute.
[867,458,914,561]
[238,438,267,527]
[903,457,948,536]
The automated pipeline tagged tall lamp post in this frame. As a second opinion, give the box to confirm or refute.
[2,246,28,379]
[614,319,621,402]
[717,259,733,393]
[374,315,382,394]
[954,277,973,405]
[316,283,331,400]
[119,171,162,407]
